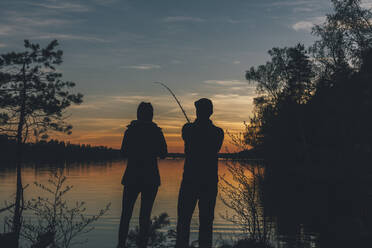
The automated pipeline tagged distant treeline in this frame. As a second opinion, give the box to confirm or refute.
[0,135,121,163]
[0,135,259,164]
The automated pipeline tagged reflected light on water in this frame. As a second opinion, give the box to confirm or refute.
[0,159,242,248]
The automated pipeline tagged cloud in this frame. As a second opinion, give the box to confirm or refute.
[67,88,257,151]
[10,16,69,27]
[268,1,315,7]
[29,2,90,12]
[233,60,241,64]
[0,43,7,48]
[93,0,120,5]
[293,7,313,12]
[0,10,106,43]
[264,1,327,15]
[292,16,326,32]
[204,80,247,86]
[33,33,108,42]
[171,59,182,64]
[361,0,372,9]
[163,16,205,23]
[0,11,72,39]
[121,64,161,70]
[292,21,314,31]
[210,93,255,125]
[0,25,12,35]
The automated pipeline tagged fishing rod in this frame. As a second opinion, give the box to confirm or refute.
[153,82,191,123]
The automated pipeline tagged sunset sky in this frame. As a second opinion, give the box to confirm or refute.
[1,0,371,152]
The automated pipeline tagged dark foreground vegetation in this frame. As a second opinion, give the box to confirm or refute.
[0,135,121,163]
[0,38,84,246]
[244,0,372,176]
[1,172,110,248]
[233,1,372,247]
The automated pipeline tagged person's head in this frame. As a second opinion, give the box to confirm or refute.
[194,98,213,120]
[137,102,153,122]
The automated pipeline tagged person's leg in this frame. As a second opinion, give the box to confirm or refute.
[198,183,218,248]
[175,181,198,248]
[118,185,140,247]
[138,185,159,248]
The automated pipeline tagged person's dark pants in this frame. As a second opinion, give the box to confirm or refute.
[118,184,158,248]
[175,180,218,248]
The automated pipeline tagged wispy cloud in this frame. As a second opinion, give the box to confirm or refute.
[233,61,241,65]
[0,25,12,35]
[264,0,327,15]
[292,16,325,32]
[211,93,255,124]
[163,16,205,23]
[268,1,316,7]
[29,2,90,12]
[226,18,242,24]
[204,80,247,86]
[121,64,161,70]
[0,43,7,48]
[10,16,70,27]
[33,33,108,42]
[93,0,119,5]
[293,7,313,13]
[171,59,182,64]
[292,21,314,31]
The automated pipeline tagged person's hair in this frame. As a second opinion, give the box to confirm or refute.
[137,102,153,121]
[194,98,213,118]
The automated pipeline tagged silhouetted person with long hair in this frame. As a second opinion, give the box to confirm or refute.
[175,98,224,248]
[118,102,167,248]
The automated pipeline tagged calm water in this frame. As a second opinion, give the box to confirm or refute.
[0,159,240,247]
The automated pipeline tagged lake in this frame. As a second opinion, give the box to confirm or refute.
[3,159,362,248]
[0,159,242,248]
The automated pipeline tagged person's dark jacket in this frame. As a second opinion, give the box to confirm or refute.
[121,120,167,186]
[182,119,224,184]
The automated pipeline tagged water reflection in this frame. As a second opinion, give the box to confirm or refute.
[1,160,370,247]
[263,163,372,248]
[0,159,237,248]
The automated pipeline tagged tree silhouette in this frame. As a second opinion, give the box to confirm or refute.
[311,0,372,81]
[244,0,372,169]
[245,44,315,160]
[0,39,83,246]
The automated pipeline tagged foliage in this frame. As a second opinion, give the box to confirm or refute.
[244,44,315,162]
[20,172,110,248]
[0,39,83,245]
[219,160,273,245]
[246,44,315,105]
[0,39,83,141]
[127,213,176,248]
[311,0,372,74]
[244,0,372,170]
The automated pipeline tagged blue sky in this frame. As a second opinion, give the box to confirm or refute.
[1,0,370,151]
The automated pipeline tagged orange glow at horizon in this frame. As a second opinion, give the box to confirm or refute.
[51,92,255,153]
[53,118,245,153]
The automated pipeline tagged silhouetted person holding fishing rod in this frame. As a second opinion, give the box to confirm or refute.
[176,98,224,248]
[118,102,167,248]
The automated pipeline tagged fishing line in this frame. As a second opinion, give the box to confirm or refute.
[153,82,191,123]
